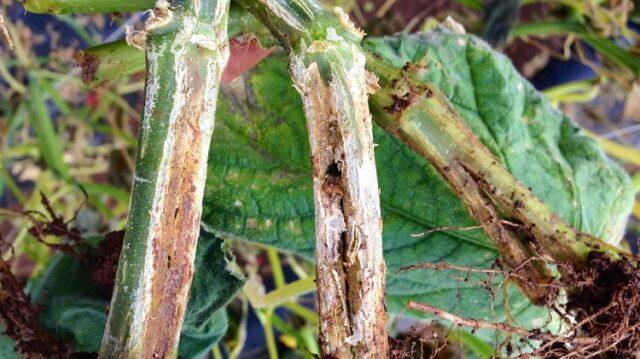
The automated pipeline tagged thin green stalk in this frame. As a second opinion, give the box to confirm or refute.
[100,0,231,357]
[23,0,156,14]
[73,6,272,85]
[257,308,279,359]
[510,20,640,76]
[212,344,223,359]
[55,14,98,45]
[245,275,316,309]
[236,1,389,356]
[29,72,71,180]
[266,248,285,289]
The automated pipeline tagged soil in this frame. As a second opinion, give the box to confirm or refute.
[556,252,640,358]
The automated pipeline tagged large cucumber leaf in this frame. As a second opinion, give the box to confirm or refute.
[25,232,243,357]
[201,30,633,327]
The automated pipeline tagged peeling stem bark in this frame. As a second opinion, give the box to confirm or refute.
[99,0,230,357]
[235,0,388,356]
[291,48,387,358]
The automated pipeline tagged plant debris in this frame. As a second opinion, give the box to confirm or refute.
[90,230,124,296]
[0,245,72,358]
[26,191,85,257]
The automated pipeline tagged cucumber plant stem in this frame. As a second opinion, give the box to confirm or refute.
[23,0,156,14]
[99,0,230,357]
[235,1,389,356]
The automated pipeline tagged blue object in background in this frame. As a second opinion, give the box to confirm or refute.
[531,43,599,90]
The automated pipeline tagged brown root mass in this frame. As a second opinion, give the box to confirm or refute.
[548,252,640,358]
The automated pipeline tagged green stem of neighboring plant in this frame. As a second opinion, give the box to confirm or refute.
[74,5,271,85]
[510,20,640,76]
[245,275,316,309]
[256,308,279,359]
[23,0,156,14]
[100,0,231,357]
[29,72,71,180]
[266,248,285,289]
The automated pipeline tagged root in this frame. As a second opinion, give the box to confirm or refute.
[389,325,459,359]
[405,251,640,358]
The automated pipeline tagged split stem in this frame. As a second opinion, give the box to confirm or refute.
[235,0,389,356]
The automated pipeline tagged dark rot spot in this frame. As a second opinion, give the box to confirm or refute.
[73,51,100,84]
[384,92,416,114]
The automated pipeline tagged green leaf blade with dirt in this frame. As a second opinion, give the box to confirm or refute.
[202,29,634,324]
[27,27,636,354]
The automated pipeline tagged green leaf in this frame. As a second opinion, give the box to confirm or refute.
[203,54,535,327]
[201,30,633,329]
[25,232,244,358]
[0,331,19,359]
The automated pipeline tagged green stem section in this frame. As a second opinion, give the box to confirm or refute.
[99,0,230,357]
[74,40,146,86]
[368,61,626,267]
[74,5,271,85]
[23,0,156,14]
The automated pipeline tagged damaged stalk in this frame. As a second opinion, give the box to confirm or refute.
[236,0,388,357]
[367,66,627,268]
[100,0,230,357]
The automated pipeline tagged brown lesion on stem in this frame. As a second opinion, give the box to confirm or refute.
[377,83,555,303]
[445,162,555,305]
[140,58,212,357]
